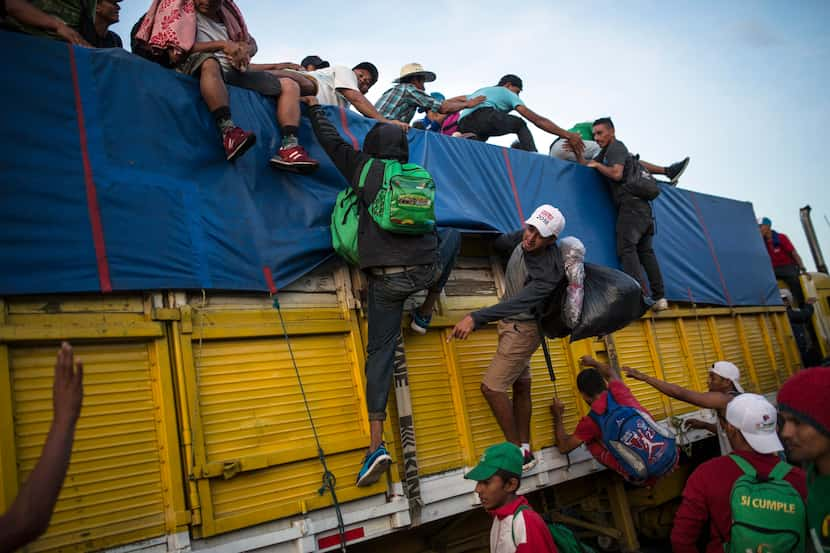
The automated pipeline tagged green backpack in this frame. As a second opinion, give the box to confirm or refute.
[513,505,597,553]
[725,454,806,553]
[330,158,436,265]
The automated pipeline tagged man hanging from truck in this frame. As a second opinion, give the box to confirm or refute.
[449,205,565,471]
[577,117,685,312]
[303,96,461,487]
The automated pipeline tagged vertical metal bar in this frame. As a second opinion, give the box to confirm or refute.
[606,474,640,552]
[392,334,422,523]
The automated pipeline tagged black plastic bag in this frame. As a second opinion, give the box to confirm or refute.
[539,263,651,341]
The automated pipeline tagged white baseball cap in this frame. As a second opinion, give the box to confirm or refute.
[710,360,744,393]
[725,393,783,454]
[525,204,565,238]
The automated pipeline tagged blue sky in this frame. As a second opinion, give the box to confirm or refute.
[113,0,829,271]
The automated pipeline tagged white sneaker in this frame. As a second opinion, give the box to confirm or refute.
[653,298,669,312]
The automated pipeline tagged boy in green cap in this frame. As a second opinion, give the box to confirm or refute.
[465,442,558,552]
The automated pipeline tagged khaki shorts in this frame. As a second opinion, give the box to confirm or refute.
[482,320,541,392]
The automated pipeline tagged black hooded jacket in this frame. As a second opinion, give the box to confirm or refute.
[308,105,438,269]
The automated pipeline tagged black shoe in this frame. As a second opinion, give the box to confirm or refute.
[665,157,690,185]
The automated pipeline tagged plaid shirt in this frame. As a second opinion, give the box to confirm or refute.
[375,84,443,123]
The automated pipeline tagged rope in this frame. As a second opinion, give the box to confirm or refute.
[271,294,348,552]
[687,288,709,368]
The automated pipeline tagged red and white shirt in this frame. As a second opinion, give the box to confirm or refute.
[488,496,558,553]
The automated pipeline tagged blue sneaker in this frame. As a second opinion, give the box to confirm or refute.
[356,444,392,487]
[410,309,432,335]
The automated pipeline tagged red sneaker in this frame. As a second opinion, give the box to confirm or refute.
[223,127,256,162]
[269,145,319,174]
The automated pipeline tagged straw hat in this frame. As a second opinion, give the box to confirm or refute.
[394,62,437,83]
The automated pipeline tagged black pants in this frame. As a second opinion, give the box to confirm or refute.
[457,108,537,152]
[616,210,665,299]
[775,264,805,307]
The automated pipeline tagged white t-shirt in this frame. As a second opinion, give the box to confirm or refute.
[310,66,359,108]
[196,13,232,72]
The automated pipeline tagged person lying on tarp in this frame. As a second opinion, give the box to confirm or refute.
[303,96,461,488]
[551,356,679,486]
[449,205,566,472]
[454,74,584,154]
[2,0,92,45]
[553,120,690,185]
[134,0,320,172]
[375,63,484,125]
[303,61,409,130]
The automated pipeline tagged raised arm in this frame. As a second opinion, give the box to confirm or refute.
[304,99,370,185]
[581,355,621,382]
[0,343,83,552]
[622,367,734,409]
[515,105,584,157]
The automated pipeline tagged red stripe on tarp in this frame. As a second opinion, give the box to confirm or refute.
[262,267,277,294]
[689,192,733,306]
[318,527,365,549]
[501,148,524,223]
[69,44,111,293]
[339,107,359,150]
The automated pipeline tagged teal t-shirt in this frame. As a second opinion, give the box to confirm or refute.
[808,464,830,552]
[460,86,524,119]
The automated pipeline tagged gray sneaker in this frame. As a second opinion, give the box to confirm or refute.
[665,157,690,184]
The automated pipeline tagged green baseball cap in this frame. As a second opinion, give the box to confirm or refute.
[464,442,523,481]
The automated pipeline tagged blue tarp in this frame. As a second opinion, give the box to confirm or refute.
[0,32,780,306]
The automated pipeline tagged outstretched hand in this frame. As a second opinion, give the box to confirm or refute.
[53,342,83,427]
[621,366,646,381]
[448,314,475,342]
[567,133,585,158]
[390,120,410,132]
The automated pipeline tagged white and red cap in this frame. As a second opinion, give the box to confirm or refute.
[710,360,744,393]
[725,393,783,454]
[525,204,565,238]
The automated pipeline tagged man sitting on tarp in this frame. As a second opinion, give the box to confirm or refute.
[307,61,408,130]
[2,0,92,45]
[134,0,320,172]
[449,205,565,472]
[578,117,689,311]
[456,75,584,154]
[303,96,461,488]
[375,63,484,124]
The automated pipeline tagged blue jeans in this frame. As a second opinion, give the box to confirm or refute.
[364,228,461,421]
